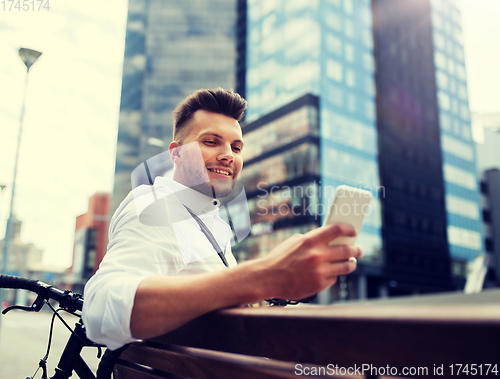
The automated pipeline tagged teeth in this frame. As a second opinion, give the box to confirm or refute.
[210,169,230,176]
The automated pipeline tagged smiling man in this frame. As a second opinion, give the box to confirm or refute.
[82,88,362,350]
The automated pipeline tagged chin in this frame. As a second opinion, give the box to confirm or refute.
[212,181,236,198]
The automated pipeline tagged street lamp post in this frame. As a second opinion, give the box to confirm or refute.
[0,48,42,335]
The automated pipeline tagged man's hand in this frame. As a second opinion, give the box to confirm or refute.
[256,223,363,300]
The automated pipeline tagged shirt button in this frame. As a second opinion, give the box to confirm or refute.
[213,200,218,206]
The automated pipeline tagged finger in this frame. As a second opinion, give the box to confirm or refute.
[325,257,358,277]
[304,223,357,246]
[319,244,362,263]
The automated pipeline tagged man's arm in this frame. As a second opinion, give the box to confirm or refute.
[130,222,362,339]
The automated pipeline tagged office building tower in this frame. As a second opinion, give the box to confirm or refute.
[112,0,242,214]
[70,193,110,294]
[476,124,500,287]
[242,0,484,298]
[472,112,500,141]
[243,0,382,301]
[428,0,484,286]
[373,0,453,292]
[480,168,500,287]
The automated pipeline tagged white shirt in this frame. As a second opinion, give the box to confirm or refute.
[82,177,236,350]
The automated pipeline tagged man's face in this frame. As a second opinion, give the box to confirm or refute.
[171,110,244,198]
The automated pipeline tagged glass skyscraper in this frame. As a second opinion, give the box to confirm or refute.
[243,0,483,298]
[430,0,484,275]
[112,0,241,214]
[243,0,382,300]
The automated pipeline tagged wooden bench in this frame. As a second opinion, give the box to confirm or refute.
[114,289,500,379]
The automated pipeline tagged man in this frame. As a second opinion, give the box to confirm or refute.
[83,88,362,350]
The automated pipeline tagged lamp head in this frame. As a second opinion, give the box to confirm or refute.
[18,48,42,72]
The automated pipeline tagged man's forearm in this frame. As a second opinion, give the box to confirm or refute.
[130,223,362,340]
[130,258,269,339]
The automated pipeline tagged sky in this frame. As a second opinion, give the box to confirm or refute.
[0,0,499,269]
[0,0,128,268]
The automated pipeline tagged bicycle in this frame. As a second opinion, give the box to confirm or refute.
[0,275,120,379]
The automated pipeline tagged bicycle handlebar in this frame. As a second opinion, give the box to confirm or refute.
[0,274,41,292]
[0,274,84,314]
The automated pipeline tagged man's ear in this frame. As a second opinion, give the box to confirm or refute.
[169,141,182,164]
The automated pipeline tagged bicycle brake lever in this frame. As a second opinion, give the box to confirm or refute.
[2,294,45,314]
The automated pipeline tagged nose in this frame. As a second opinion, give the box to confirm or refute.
[217,143,234,164]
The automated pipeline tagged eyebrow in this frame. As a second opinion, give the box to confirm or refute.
[199,132,244,146]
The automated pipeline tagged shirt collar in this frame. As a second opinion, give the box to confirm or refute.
[154,177,220,215]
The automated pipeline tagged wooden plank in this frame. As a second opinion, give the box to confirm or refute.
[150,303,500,378]
[117,343,340,379]
[114,363,175,379]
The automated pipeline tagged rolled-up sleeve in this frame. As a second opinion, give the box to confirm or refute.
[82,195,185,350]
[83,273,144,350]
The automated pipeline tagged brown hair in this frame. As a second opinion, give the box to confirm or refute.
[172,88,247,142]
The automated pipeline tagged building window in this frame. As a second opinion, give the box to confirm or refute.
[346,69,356,87]
[326,11,342,32]
[451,260,467,278]
[447,58,456,76]
[460,104,470,120]
[327,59,343,82]
[443,164,477,190]
[365,100,375,121]
[447,226,481,250]
[461,124,471,140]
[455,45,464,62]
[363,52,375,72]
[345,43,355,62]
[445,194,479,219]
[362,29,373,49]
[451,98,458,116]
[457,65,466,81]
[435,51,446,70]
[440,112,451,131]
[434,31,445,50]
[438,91,450,110]
[442,134,473,161]
[322,109,377,155]
[431,11,443,30]
[458,84,467,100]
[344,19,354,38]
[449,77,457,96]
[328,0,341,7]
[347,93,356,112]
[436,70,448,90]
[327,33,343,56]
[326,85,344,107]
[344,0,353,14]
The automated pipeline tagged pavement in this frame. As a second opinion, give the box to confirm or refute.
[0,309,100,378]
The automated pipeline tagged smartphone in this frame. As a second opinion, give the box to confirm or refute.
[323,185,372,246]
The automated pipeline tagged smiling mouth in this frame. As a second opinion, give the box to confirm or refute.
[207,168,232,177]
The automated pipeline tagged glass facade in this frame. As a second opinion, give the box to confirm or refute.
[245,0,382,266]
[112,0,240,214]
[430,0,485,261]
[245,0,322,121]
[372,0,452,292]
[233,95,323,261]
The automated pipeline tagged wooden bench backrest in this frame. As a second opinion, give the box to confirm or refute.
[115,290,500,379]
